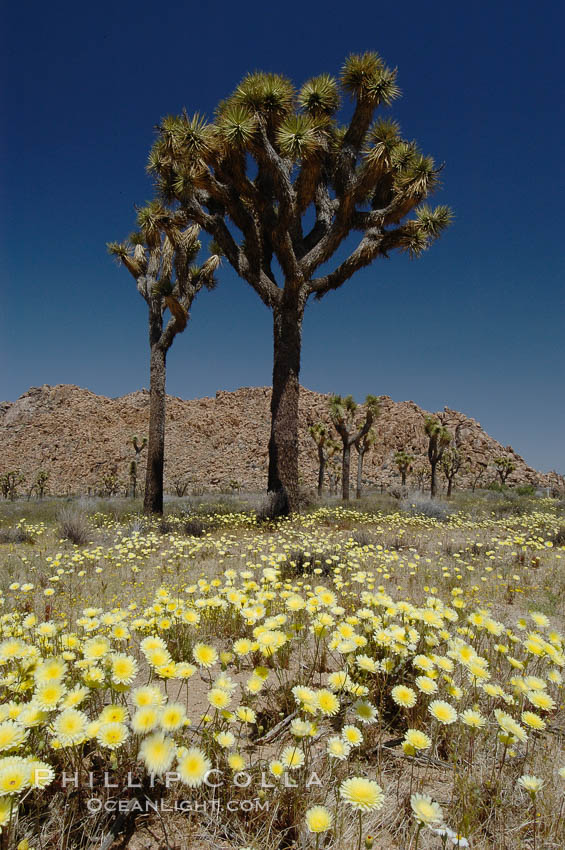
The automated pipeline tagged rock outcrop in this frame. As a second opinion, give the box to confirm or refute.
[0,384,562,496]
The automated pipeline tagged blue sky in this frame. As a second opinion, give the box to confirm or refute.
[1,0,563,473]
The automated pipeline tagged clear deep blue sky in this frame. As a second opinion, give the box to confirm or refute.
[1,0,564,473]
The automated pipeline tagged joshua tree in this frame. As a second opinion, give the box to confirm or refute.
[145,53,451,513]
[412,460,429,492]
[468,459,488,492]
[32,470,50,500]
[129,436,147,499]
[354,428,377,499]
[309,423,332,497]
[394,449,414,486]
[0,470,25,501]
[441,446,464,497]
[109,205,219,514]
[330,395,380,501]
[100,472,121,498]
[326,448,342,496]
[494,455,516,486]
[424,416,451,498]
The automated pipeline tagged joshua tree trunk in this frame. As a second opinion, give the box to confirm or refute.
[317,445,325,498]
[130,462,137,499]
[356,448,365,499]
[401,470,407,486]
[446,477,453,497]
[430,461,438,498]
[144,334,167,515]
[268,298,304,514]
[342,445,352,501]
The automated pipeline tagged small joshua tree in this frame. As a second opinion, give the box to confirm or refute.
[354,428,377,499]
[424,416,451,498]
[412,460,429,492]
[441,446,464,497]
[330,395,380,501]
[309,423,331,497]
[129,436,147,499]
[172,475,191,497]
[100,472,120,498]
[32,470,50,500]
[394,449,414,486]
[0,470,25,501]
[494,455,516,486]
[468,459,488,492]
[326,448,342,496]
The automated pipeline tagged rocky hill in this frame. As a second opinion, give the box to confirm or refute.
[0,384,562,496]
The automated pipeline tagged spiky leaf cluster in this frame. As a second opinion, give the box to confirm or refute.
[141,54,451,309]
[108,205,219,345]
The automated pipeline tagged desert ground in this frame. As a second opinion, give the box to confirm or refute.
[0,489,563,849]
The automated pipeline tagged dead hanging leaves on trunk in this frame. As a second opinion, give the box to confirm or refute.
[164,296,188,331]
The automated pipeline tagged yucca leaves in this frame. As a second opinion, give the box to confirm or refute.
[401,226,429,258]
[395,153,438,196]
[364,118,402,170]
[341,52,384,95]
[163,295,188,330]
[415,204,453,237]
[298,74,340,116]
[231,72,295,121]
[276,114,324,160]
[365,67,401,106]
[217,104,257,148]
[136,201,170,248]
[390,141,418,172]
[107,241,130,262]
[152,278,174,298]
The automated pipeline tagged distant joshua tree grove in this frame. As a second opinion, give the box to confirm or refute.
[330,395,380,501]
[109,208,219,514]
[144,52,451,513]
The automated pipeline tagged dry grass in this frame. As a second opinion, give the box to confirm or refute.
[0,491,564,849]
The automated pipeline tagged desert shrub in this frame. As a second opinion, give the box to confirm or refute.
[487,481,506,492]
[126,518,148,536]
[278,548,336,580]
[515,483,536,496]
[256,491,288,523]
[351,529,375,547]
[552,525,565,546]
[184,518,206,537]
[57,507,91,544]
[0,524,35,544]
[400,493,451,521]
[158,519,173,535]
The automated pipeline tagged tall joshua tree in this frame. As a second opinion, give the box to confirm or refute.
[109,204,219,514]
[354,427,377,499]
[394,449,414,486]
[424,416,451,498]
[146,53,452,513]
[330,395,380,501]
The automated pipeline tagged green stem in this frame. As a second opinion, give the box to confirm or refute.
[357,810,363,850]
